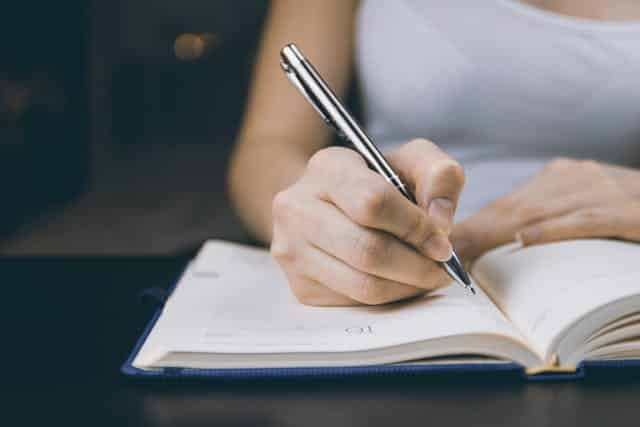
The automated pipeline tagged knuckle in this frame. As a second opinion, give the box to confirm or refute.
[270,238,295,264]
[496,193,541,223]
[272,189,304,224]
[430,159,465,187]
[392,138,435,159]
[406,138,436,151]
[272,190,292,221]
[287,277,354,307]
[288,281,316,306]
[307,148,335,170]
[291,289,317,306]
[421,269,451,291]
[547,157,604,175]
[308,147,359,171]
[293,294,315,306]
[354,275,387,305]
[351,182,389,225]
[406,214,433,248]
[394,138,437,162]
[548,157,575,170]
[577,159,605,177]
[577,159,601,170]
[575,207,610,235]
[515,203,546,223]
[577,207,604,223]
[548,158,609,182]
[351,233,389,270]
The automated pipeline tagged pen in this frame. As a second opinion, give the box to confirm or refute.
[279,43,475,295]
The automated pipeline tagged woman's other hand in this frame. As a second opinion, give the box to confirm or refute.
[271,139,465,306]
[454,158,640,262]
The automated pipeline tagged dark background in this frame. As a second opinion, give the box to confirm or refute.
[0,0,270,255]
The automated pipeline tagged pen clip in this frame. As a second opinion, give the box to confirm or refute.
[280,59,343,136]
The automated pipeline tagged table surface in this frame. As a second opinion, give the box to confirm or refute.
[3,254,640,427]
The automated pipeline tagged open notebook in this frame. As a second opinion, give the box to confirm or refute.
[125,239,640,379]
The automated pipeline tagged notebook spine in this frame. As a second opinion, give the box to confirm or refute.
[525,354,578,377]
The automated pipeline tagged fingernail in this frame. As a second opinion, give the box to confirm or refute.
[423,232,453,262]
[428,198,455,230]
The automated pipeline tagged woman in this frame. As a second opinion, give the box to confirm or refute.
[228,0,640,306]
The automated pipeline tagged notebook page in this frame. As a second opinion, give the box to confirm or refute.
[134,241,528,367]
[472,240,640,359]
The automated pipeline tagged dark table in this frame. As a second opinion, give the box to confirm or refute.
[3,254,640,427]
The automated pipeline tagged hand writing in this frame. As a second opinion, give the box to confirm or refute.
[271,139,465,306]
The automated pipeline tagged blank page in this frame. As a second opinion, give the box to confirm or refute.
[472,239,640,359]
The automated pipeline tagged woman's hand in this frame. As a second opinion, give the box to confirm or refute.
[454,158,640,262]
[271,139,465,306]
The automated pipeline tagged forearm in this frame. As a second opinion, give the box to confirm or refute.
[227,0,356,243]
[228,137,311,244]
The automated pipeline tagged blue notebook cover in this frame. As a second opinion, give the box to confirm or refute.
[121,269,640,382]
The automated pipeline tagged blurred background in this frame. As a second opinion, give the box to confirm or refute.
[0,0,271,255]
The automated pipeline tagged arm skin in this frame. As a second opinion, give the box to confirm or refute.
[229,0,640,271]
[228,0,359,243]
[228,0,466,306]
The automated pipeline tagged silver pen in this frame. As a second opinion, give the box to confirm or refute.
[279,43,475,295]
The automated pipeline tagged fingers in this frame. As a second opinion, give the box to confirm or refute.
[515,207,617,246]
[272,186,449,306]
[285,272,359,306]
[296,198,448,290]
[307,147,452,261]
[292,244,427,305]
[272,145,461,307]
[457,157,640,253]
[386,139,465,232]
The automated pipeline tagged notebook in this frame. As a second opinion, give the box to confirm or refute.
[123,239,640,380]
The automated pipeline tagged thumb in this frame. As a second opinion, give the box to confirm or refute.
[387,138,465,233]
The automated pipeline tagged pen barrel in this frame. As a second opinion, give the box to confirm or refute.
[280,43,473,291]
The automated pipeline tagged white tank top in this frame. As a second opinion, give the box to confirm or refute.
[356,0,640,218]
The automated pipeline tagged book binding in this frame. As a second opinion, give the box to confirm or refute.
[525,354,577,376]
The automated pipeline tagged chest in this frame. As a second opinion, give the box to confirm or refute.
[356,0,640,141]
[522,0,640,21]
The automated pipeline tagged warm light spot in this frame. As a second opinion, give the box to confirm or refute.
[2,83,30,115]
[174,32,218,61]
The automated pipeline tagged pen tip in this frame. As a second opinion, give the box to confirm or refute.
[443,250,475,294]
[445,251,472,284]
[458,269,472,286]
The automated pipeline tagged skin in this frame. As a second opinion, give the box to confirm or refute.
[522,0,640,20]
[228,0,640,306]
[452,160,640,265]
